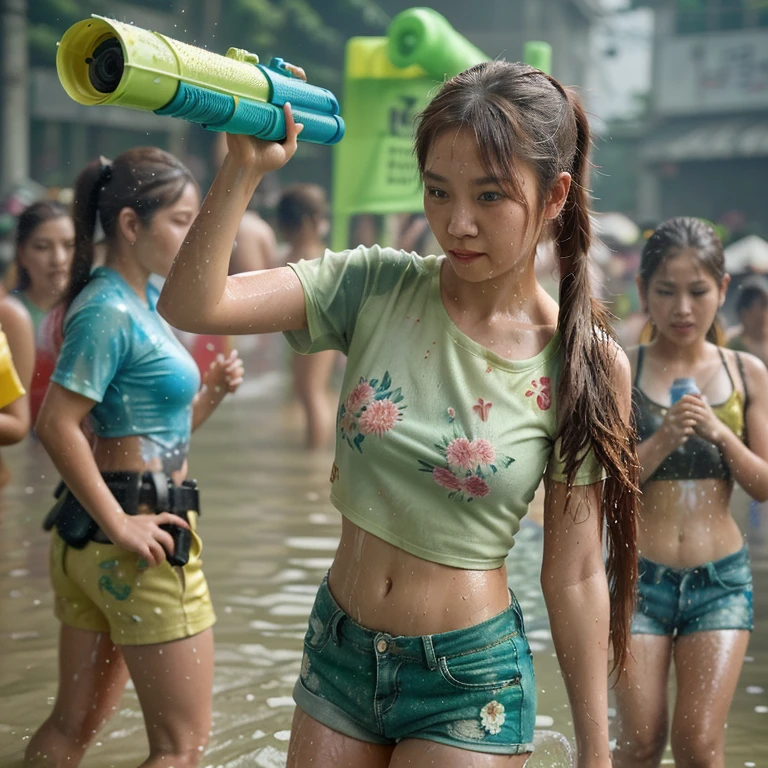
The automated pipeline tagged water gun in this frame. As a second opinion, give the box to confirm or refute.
[55,15,345,145]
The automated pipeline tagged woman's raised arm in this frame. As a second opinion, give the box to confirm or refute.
[157,105,308,336]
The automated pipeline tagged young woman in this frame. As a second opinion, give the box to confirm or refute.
[615,217,768,768]
[159,62,638,768]
[25,147,243,768]
[276,184,338,449]
[12,201,75,426]
[12,200,74,333]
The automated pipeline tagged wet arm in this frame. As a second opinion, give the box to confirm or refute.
[542,479,611,768]
[36,384,182,566]
[158,110,307,336]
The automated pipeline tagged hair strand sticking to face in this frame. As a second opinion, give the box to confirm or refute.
[415,61,639,676]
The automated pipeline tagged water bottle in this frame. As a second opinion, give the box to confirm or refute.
[670,377,700,405]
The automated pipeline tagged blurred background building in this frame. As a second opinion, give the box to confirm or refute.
[634,0,768,241]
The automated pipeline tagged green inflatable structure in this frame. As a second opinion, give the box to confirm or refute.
[331,7,552,251]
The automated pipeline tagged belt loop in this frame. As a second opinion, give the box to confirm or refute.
[329,610,345,646]
[422,635,438,670]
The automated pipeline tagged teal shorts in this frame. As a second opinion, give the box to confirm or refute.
[293,575,536,755]
[632,547,753,636]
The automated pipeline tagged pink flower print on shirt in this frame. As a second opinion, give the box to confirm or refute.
[346,381,375,413]
[338,371,405,453]
[359,399,401,436]
[433,467,463,491]
[446,437,475,471]
[419,424,513,503]
[525,377,552,411]
[473,398,493,421]
[462,475,490,498]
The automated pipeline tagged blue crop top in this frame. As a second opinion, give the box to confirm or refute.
[52,267,200,470]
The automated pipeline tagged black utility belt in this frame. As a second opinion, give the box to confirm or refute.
[43,471,201,567]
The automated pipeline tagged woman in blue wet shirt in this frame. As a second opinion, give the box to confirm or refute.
[615,217,768,768]
[25,148,244,768]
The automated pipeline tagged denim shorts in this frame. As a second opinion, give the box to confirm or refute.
[631,546,753,637]
[293,576,536,754]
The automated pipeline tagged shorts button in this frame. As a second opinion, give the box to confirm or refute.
[376,638,388,653]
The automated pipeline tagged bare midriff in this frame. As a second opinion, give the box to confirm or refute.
[92,435,188,485]
[327,516,511,637]
[638,478,744,568]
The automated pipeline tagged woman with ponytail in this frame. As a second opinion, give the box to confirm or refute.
[160,61,638,768]
[615,217,768,768]
[26,147,244,768]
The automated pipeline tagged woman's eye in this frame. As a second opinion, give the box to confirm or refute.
[655,290,673,296]
[479,191,502,202]
[691,290,709,297]
[426,187,447,199]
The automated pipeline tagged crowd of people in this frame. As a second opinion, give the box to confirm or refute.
[0,58,765,768]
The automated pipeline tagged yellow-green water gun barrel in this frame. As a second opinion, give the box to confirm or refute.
[56,16,345,145]
[386,7,489,81]
[57,16,272,109]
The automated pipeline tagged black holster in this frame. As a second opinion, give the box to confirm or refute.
[43,472,200,567]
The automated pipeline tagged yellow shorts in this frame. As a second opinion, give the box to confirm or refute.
[49,513,216,646]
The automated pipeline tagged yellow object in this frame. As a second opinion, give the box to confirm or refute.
[0,329,25,410]
[50,513,216,645]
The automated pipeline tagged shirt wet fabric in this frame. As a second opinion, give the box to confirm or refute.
[632,345,746,483]
[52,267,200,458]
[285,246,605,570]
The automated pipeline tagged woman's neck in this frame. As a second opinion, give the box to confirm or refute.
[105,252,151,304]
[651,334,709,366]
[439,256,546,325]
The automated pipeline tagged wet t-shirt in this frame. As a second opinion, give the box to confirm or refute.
[52,267,200,471]
[285,246,605,570]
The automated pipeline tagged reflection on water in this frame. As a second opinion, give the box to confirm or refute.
[0,366,766,766]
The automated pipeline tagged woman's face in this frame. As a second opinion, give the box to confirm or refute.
[136,183,200,278]
[17,215,75,300]
[640,248,728,345]
[422,128,566,285]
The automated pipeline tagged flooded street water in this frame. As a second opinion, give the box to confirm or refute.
[0,344,766,767]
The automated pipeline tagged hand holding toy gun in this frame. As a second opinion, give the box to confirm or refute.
[56,16,345,145]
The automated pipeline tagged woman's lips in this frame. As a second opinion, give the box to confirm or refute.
[449,249,484,263]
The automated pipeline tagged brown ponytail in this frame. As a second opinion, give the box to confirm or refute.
[554,92,639,675]
[414,61,639,676]
[68,157,107,307]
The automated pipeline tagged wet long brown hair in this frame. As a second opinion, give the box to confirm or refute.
[414,61,639,674]
[68,146,196,307]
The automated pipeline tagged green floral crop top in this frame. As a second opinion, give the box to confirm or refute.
[285,246,605,570]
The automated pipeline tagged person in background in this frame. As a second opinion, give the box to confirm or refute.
[159,60,638,768]
[25,147,243,768]
[615,217,768,768]
[727,277,768,366]
[12,201,75,426]
[13,201,74,334]
[276,184,338,449]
